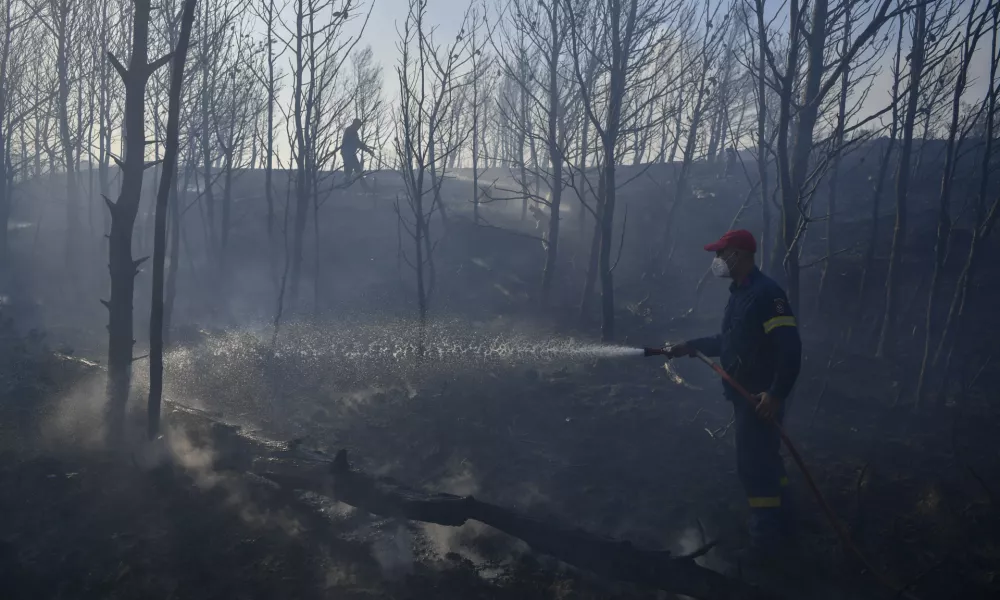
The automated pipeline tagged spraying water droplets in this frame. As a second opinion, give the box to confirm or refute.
[167,319,642,382]
[151,319,644,430]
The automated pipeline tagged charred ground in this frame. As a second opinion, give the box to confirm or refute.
[2,154,1000,599]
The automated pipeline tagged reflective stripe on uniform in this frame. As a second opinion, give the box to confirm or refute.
[780,476,789,487]
[748,496,782,508]
[763,316,797,333]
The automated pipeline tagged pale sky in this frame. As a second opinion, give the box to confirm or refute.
[352,0,997,127]
[259,0,997,157]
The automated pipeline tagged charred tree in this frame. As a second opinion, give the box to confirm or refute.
[568,0,673,340]
[933,3,1000,387]
[39,0,83,275]
[286,0,365,310]
[915,1,992,404]
[853,16,905,343]
[751,0,771,270]
[877,1,926,358]
[104,0,175,445]
[816,2,852,311]
[539,0,565,306]
[663,2,726,264]
[0,0,19,267]
[148,0,197,439]
[761,0,897,307]
[394,0,473,324]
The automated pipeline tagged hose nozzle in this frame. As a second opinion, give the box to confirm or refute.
[643,347,668,357]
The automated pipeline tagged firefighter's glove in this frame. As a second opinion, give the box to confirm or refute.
[754,391,781,421]
[665,343,697,359]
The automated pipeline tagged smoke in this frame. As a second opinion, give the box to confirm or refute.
[674,524,729,574]
[370,524,416,579]
[362,461,515,574]
[143,419,306,539]
[41,372,109,451]
[438,463,480,497]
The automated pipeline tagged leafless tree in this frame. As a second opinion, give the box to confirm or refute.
[932,1,1000,394]
[193,0,243,272]
[104,0,177,445]
[467,1,493,226]
[213,21,260,275]
[877,0,958,357]
[912,0,994,403]
[147,0,197,439]
[567,0,675,341]
[752,0,906,310]
[249,0,285,241]
[0,0,34,267]
[662,1,731,264]
[33,0,85,274]
[814,0,894,309]
[93,1,129,243]
[393,0,474,324]
[852,15,906,342]
[283,0,370,310]
[490,0,574,304]
[491,1,541,222]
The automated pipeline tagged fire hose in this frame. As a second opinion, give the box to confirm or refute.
[643,346,918,599]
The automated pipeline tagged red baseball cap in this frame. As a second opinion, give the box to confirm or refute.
[704,229,757,253]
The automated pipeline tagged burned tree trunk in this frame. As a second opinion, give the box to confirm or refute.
[517,49,531,221]
[816,3,851,312]
[164,162,186,343]
[753,0,770,270]
[148,0,197,440]
[664,65,708,263]
[781,0,829,309]
[105,0,173,445]
[471,47,482,224]
[580,166,605,318]
[52,1,81,275]
[264,0,277,240]
[540,1,564,306]
[288,3,308,310]
[394,0,472,327]
[877,1,926,358]
[596,0,631,343]
[198,1,217,256]
[0,0,10,267]
[933,6,1000,380]
[853,17,905,344]
[915,2,991,404]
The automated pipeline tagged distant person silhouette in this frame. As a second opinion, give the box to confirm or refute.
[341,118,374,191]
[528,203,550,250]
[724,147,737,179]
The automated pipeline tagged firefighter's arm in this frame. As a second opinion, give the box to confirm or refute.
[684,334,722,357]
[761,294,802,400]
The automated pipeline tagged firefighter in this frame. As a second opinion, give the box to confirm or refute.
[528,203,550,250]
[724,147,737,179]
[666,229,802,553]
[341,118,374,190]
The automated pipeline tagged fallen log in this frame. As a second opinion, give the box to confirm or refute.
[161,407,777,600]
[257,448,778,600]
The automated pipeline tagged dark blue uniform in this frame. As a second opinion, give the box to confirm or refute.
[687,266,801,545]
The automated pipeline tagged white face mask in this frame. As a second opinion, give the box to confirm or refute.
[711,256,731,278]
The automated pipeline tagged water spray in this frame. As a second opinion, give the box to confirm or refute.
[642,345,915,598]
